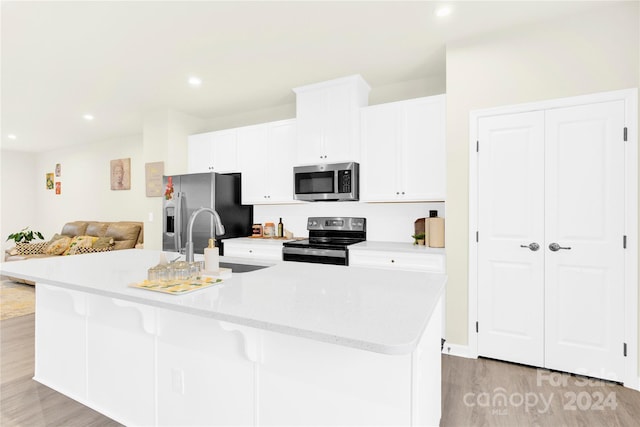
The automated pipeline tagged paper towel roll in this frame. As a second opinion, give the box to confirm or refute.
[205,247,219,271]
[429,217,445,248]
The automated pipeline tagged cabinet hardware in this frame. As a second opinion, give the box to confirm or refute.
[520,242,540,251]
[549,242,571,251]
[624,127,627,142]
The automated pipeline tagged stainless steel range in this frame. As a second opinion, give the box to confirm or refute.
[282,217,366,266]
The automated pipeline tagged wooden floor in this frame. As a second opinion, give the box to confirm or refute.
[2,313,640,426]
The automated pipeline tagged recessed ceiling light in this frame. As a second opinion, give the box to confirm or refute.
[188,76,202,86]
[83,114,94,121]
[7,134,17,140]
[435,6,452,17]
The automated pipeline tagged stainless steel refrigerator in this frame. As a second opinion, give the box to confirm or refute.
[162,172,253,255]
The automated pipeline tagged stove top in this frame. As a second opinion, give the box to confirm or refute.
[282,217,366,266]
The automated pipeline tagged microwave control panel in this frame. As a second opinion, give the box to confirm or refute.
[338,170,352,193]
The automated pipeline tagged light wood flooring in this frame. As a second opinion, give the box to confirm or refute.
[2,313,640,426]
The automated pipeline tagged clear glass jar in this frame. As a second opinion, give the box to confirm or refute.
[263,222,275,237]
[148,264,169,281]
[172,261,192,280]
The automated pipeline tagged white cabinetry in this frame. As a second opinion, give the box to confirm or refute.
[238,119,298,204]
[349,242,446,273]
[156,310,254,427]
[34,284,87,401]
[294,75,370,164]
[223,237,285,261]
[360,95,446,202]
[86,296,156,426]
[188,129,239,173]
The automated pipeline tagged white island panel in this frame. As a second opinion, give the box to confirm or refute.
[1,250,445,426]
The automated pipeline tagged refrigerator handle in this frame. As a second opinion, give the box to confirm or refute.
[175,192,182,252]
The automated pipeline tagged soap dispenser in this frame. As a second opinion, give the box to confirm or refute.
[204,238,219,272]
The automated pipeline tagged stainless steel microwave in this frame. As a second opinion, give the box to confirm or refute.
[293,162,359,201]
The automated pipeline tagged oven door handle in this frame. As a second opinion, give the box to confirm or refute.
[282,247,347,258]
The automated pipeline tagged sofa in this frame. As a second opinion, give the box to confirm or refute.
[4,220,144,262]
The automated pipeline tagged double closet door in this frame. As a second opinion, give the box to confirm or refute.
[477,100,626,382]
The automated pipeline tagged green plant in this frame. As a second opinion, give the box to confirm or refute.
[411,233,426,240]
[7,227,45,244]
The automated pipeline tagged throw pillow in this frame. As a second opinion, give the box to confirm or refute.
[45,236,72,255]
[16,241,49,255]
[49,233,66,242]
[73,246,113,254]
[65,235,99,255]
[93,236,115,249]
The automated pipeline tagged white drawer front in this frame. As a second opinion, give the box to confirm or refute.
[350,250,445,273]
[224,244,282,261]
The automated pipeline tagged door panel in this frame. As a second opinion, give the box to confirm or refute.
[544,101,625,382]
[477,111,545,366]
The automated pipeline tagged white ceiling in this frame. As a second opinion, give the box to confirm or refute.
[1,1,613,153]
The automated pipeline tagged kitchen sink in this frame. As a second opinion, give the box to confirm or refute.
[219,262,269,273]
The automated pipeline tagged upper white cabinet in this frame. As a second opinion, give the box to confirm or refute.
[293,75,370,165]
[360,95,446,202]
[238,119,298,205]
[188,129,239,174]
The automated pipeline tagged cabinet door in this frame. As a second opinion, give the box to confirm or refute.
[156,310,254,427]
[296,90,325,164]
[323,83,357,162]
[86,296,156,427]
[188,132,214,173]
[360,103,401,201]
[238,124,268,204]
[401,96,446,201]
[211,129,239,173]
[266,120,297,203]
[35,284,87,401]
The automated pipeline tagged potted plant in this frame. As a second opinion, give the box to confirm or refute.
[7,227,45,244]
[411,232,426,245]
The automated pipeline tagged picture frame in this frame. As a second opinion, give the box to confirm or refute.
[110,158,131,190]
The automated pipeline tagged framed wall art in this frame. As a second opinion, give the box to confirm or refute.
[110,158,131,190]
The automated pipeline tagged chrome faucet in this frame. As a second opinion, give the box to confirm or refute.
[184,207,226,262]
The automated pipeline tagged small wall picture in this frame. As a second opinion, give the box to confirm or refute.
[55,181,61,195]
[46,173,54,190]
[55,163,61,177]
[110,158,131,190]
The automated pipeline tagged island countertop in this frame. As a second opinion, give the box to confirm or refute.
[0,249,446,355]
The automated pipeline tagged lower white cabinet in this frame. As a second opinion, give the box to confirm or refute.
[257,329,412,426]
[223,237,285,261]
[156,310,254,427]
[35,284,87,401]
[349,242,445,273]
[34,283,442,426]
[86,296,156,426]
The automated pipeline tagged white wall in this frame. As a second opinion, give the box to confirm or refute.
[255,202,445,242]
[0,151,39,253]
[33,135,145,241]
[444,2,639,348]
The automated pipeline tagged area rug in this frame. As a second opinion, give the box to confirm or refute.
[0,277,35,320]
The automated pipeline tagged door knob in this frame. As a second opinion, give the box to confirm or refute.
[520,242,540,251]
[549,242,571,251]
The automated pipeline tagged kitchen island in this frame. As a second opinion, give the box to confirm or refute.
[0,249,445,426]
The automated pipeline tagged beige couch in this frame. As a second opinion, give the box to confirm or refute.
[4,220,144,262]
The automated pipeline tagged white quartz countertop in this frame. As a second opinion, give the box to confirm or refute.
[0,249,446,355]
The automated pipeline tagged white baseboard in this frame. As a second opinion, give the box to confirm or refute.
[441,342,474,359]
